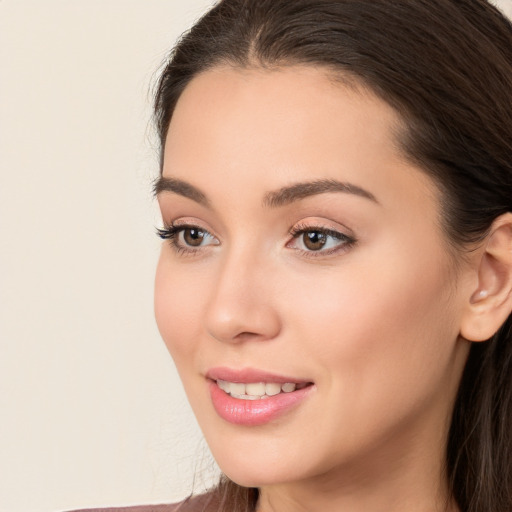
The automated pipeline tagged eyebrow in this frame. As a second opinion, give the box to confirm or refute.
[153,176,378,207]
[263,179,378,207]
[153,176,210,206]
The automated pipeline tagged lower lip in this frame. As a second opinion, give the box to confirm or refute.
[208,380,314,426]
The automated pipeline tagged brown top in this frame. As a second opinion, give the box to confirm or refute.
[68,493,220,512]
[69,506,179,512]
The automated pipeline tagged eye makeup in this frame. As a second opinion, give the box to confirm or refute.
[157,219,357,260]
[287,222,357,258]
[157,224,219,256]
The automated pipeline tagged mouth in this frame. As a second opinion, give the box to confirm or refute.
[206,368,315,425]
[216,380,312,400]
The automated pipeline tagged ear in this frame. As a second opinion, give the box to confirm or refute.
[460,213,512,342]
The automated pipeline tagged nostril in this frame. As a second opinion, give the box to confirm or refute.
[233,331,264,341]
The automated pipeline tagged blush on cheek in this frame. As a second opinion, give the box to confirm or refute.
[155,260,188,356]
[154,255,208,364]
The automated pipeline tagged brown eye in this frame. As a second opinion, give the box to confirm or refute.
[288,225,354,256]
[302,231,327,251]
[183,228,206,246]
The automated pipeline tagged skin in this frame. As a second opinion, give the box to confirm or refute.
[154,66,474,512]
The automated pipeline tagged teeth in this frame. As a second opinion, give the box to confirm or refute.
[265,382,281,396]
[246,382,266,396]
[229,382,246,396]
[281,383,296,392]
[217,380,303,399]
[231,393,261,400]
[217,380,230,392]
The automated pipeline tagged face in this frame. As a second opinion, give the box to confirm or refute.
[155,66,470,490]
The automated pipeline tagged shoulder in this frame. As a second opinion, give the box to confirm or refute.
[67,493,219,512]
[67,506,179,512]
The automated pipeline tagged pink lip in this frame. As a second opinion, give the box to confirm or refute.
[206,367,311,384]
[206,367,314,426]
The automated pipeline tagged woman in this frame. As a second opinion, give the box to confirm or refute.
[77,0,512,511]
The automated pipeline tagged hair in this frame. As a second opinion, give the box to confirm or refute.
[153,1,512,511]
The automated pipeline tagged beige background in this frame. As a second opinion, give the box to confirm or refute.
[0,2,217,511]
[1,1,511,511]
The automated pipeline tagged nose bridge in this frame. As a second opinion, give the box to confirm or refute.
[204,243,280,343]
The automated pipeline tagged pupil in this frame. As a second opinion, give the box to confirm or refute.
[184,228,204,246]
[304,231,326,251]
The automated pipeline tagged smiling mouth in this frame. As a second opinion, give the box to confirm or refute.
[216,380,312,400]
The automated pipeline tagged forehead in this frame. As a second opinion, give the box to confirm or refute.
[163,65,436,215]
[166,65,401,164]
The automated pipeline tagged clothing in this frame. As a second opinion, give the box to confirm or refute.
[68,493,219,512]
[69,506,179,512]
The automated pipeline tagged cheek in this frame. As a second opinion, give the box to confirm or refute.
[284,244,459,409]
[154,251,206,368]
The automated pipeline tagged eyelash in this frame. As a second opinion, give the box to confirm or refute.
[288,223,356,258]
[156,223,356,258]
[156,224,212,256]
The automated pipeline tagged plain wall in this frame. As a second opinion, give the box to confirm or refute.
[1,1,511,511]
[0,2,217,511]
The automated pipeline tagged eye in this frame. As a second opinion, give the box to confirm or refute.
[157,224,219,253]
[288,224,355,255]
[180,227,210,247]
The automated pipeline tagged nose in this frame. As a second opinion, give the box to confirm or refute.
[204,250,281,344]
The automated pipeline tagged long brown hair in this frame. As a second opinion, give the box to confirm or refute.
[154,1,512,511]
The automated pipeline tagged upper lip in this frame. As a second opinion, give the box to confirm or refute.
[205,366,313,384]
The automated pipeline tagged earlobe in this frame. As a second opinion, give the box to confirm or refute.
[460,213,512,342]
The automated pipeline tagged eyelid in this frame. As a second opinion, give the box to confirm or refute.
[160,217,219,238]
[287,220,356,257]
[171,217,215,231]
[157,216,356,258]
[289,218,355,239]
[157,219,220,255]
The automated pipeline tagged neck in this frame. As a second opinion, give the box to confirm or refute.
[256,414,459,512]
[257,466,458,512]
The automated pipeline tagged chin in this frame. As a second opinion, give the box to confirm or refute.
[219,462,296,489]
[205,430,324,489]
[206,437,285,486]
